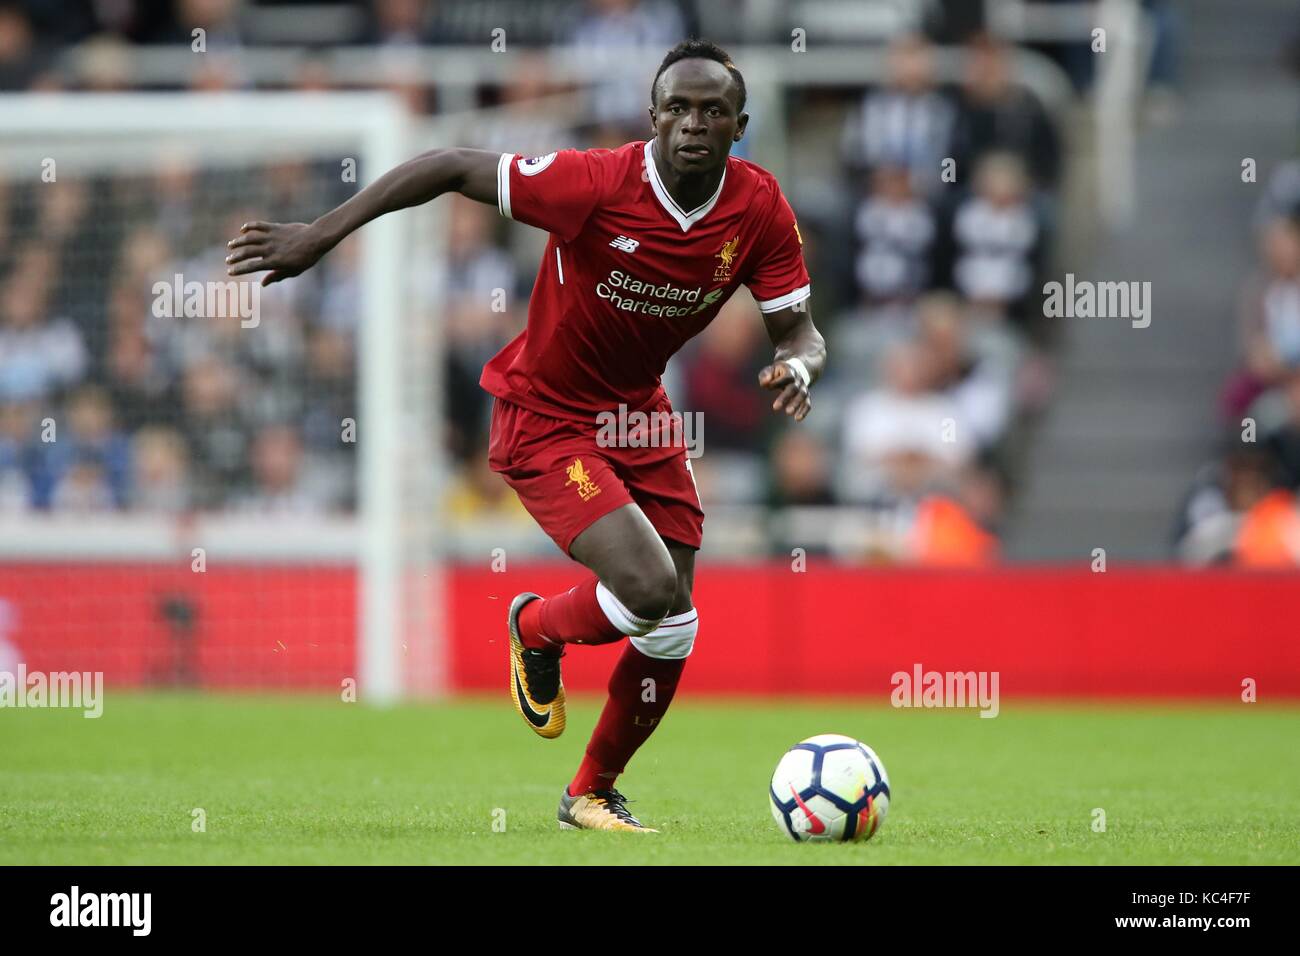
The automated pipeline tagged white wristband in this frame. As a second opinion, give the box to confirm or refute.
[783,357,811,389]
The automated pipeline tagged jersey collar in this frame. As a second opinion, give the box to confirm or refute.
[644,139,727,233]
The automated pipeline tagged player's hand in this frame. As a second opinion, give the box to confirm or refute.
[225,221,326,286]
[758,362,811,422]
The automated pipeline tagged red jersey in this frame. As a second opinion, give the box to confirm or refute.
[479,140,811,424]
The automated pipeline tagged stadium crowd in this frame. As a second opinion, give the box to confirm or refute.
[0,0,1112,563]
[1175,157,1300,566]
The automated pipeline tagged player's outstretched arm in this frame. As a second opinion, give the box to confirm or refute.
[757,304,826,422]
[225,147,503,285]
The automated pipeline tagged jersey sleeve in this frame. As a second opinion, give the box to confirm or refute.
[744,190,812,314]
[496,149,603,242]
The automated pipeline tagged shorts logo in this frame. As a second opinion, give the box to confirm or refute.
[517,152,558,176]
[714,234,741,281]
[565,458,602,502]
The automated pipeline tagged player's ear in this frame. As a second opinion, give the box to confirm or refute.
[734,112,749,142]
[648,104,657,134]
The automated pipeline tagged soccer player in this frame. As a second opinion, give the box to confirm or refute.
[226,39,826,832]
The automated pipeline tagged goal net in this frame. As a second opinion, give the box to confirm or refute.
[0,92,444,703]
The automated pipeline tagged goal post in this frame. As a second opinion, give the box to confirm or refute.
[0,92,444,703]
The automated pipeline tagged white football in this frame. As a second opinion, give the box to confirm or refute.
[769,733,891,842]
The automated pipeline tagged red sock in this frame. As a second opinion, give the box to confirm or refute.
[568,643,686,796]
[518,575,624,652]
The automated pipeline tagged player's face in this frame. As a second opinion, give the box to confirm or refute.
[649,59,748,175]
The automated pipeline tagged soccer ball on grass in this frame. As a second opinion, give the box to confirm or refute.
[769,733,891,843]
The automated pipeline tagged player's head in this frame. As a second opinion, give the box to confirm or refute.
[649,39,748,174]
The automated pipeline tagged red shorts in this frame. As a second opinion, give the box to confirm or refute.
[487,396,705,556]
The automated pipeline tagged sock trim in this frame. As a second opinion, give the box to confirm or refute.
[629,607,698,659]
[651,609,697,628]
[595,580,661,637]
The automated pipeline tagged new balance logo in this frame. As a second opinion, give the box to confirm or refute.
[609,235,640,253]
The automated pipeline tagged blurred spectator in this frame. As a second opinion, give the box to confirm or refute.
[0,3,39,91]
[766,428,835,507]
[0,399,37,511]
[129,426,192,513]
[293,55,333,95]
[951,33,1061,190]
[949,152,1044,321]
[316,234,362,336]
[444,197,519,320]
[821,485,998,566]
[1263,368,1300,491]
[0,245,87,401]
[1255,159,1300,229]
[475,52,570,157]
[40,180,102,345]
[680,294,770,504]
[1142,0,1184,121]
[918,293,1015,450]
[301,327,355,450]
[682,293,767,452]
[13,0,104,45]
[365,0,430,46]
[1234,486,1300,567]
[105,281,177,431]
[37,385,131,509]
[180,356,250,507]
[77,35,133,91]
[842,33,956,196]
[49,458,115,511]
[566,0,688,129]
[764,427,836,558]
[839,340,974,503]
[189,51,245,92]
[37,178,90,248]
[446,437,533,524]
[376,43,434,114]
[1222,216,1300,420]
[954,462,1006,534]
[1174,444,1277,564]
[853,163,937,304]
[439,197,519,461]
[233,423,337,515]
[169,0,244,49]
[151,158,202,252]
[910,492,998,566]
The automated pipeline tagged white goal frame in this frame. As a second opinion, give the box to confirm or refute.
[0,92,442,704]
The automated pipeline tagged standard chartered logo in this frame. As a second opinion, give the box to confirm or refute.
[692,288,724,314]
[595,269,723,317]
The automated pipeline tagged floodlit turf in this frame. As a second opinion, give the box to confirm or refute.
[2,693,1297,865]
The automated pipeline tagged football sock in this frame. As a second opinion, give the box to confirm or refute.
[567,754,620,798]
[516,599,561,652]
[518,576,658,653]
[569,612,696,795]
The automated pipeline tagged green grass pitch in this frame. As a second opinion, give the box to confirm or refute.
[2,693,1297,865]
